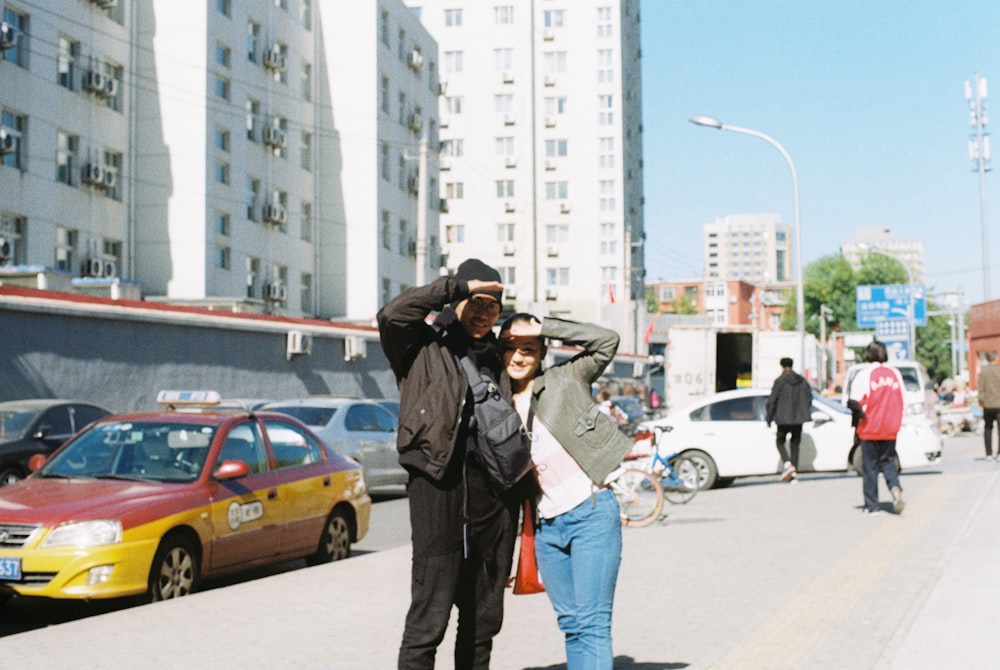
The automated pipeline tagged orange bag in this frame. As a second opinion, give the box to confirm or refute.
[512,499,544,595]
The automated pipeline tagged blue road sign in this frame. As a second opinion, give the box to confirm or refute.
[875,319,911,360]
[856,284,927,328]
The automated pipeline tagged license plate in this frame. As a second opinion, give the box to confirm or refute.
[0,556,21,581]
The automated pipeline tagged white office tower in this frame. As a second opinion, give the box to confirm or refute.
[703,214,793,283]
[404,1,645,338]
[841,226,926,284]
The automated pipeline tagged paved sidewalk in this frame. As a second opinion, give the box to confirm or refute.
[5,437,1000,669]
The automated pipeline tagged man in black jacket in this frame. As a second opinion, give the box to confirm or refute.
[377,259,520,670]
[765,357,813,483]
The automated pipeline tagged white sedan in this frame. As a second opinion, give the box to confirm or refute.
[637,389,943,490]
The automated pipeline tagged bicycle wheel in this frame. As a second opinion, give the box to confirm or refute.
[662,456,699,505]
[613,468,663,527]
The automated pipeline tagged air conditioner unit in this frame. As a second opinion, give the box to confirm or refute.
[544,115,556,128]
[438,198,449,213]
[102,169,118,190]
[263,126,286,148]
[547,245,559,257]
[503,244,516,256]
[286,330,313,359]
[505,286,517,300]
[543,28,555,41]
[559,200,571,214]
[91,0,118,8]
[439,158,451,171]
[504,200,515,213]
[503,113,516,126]
[103,77,118,98]
[0,22,15,51]
[82,163,107,187]
[84,71,108,95]
[263,47,285,71]
[501,70,514,84]
[544,159,557,171]
[545,288,558,301]
[0,128,14,155]
[262,203,288,226]
[82,258,105,278]
[408,113,424,133]
[0,238,11,261]
[103,260,117,277]
[344,335,367,362]
[504,155,517,168]
[408,49,423,71]
[543,74,556,87]
[266,281,287,302]
[439,115,450,128]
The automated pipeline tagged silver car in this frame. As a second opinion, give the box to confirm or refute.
[261,398,407,490]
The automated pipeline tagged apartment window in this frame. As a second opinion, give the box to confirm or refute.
[273,0,286,11]
[446,224,465,244]
[301,61,312,101]
[543,51,567,74]
[270,44,288,85]
[444,51,463,74]
[601,267,618,300]
[102,239,121,267]
[495,137,514,156]
[494,48,513,71]
[1,110,26,170]
[382,210,392,249]
[246,178,260,220]
[55,226,77,272]
[215,128,230,151]
[301,131,312,170]
[598,95,614,125]
[398,154,407,191]
[301,272,313,313]
[380,142,390,180]
[496,180,514,197]
[269,116,288,158]
[445,9,463,26]
[446,96,463,115]
[398,219,408,254]
[545,181,568,200]
[545,139,568,157]
[215,212,231,236]
[1,213,26,264]
[498,266,515,285]
[600,223,617,254]
[56,131,78,186]
[599,180,615,211]
[246,98,260,142]
[597,7,613,38]
[301,201,312,241]
[215,245,231,270]
[380,10,390,47]
[398,91,407,125]
[497,223,514,243]
[599,137,614,168]
[543,9,565,27]
[545,96,568,115]
[215,160,230,185]
[2,7,27,68]
[217,0,231,17]
[398,29,406,62]
[57,37,80,90]
[597,49,613,83]
[440,139,463,157]
[382,277,392,305]
[546,224,569,243]
[97,63,123,112]
[546,268,570,287]
[495,6,513,24]
[215,75,231,100]
[445,182,464,200]
[246,257,260,298]
[494,94,514,113]
[247,21,260,62]
[217,43,231,68]
[301,0,312,30]
[381,76,390,114]
[103,150,122,200]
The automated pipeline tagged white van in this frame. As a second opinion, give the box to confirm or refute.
[842,360,934,419]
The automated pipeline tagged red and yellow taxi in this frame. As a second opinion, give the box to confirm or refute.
[0,391,370,603]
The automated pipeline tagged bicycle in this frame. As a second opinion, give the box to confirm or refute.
[611,433,700,527]
[610,467,663,527]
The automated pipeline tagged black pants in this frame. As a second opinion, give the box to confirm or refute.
[775,424,802,467]
[861,439,901,511]
[398,470,517,670]
[983,407,1000,457]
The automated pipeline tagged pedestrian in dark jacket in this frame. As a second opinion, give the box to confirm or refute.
[765,357,813,483]
[377,258,523,670]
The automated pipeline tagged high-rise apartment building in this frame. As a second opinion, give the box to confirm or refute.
[841,226,925,284]
[403,1,645,332]
[704,213,792,284]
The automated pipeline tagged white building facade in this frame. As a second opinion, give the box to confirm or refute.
[403,0,645,336]
[703,213,793,284]
[840,226,925,284]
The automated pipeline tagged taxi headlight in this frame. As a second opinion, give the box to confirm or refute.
[42,520,122,548]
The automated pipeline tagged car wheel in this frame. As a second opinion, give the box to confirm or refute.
[148,535,199,602]
[683,449,718,490]
[0,466,25,487]
[306,509,351,566]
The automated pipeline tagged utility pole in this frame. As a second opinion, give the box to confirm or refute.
[966,72,992,300]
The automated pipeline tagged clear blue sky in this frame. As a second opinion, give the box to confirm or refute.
[640,1,1000,305]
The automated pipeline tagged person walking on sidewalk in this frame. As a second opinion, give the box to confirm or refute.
[500,313,633,670]
[977,351,1000,462]
[377,258,524,670]
[848,340,906,515]
[765,357,813,484]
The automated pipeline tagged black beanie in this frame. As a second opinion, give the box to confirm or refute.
[454,258,503,303]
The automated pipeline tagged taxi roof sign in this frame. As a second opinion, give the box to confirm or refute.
[156,390,222,407]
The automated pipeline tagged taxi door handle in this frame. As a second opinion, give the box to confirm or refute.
[267,488,278,500]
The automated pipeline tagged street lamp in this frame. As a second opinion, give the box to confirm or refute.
[690,115,806,372]
[859,243,917,357]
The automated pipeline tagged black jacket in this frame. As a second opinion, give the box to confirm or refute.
[766,369,813,425]
[376,275,496,481]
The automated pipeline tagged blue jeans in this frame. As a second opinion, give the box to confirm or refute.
[535,488,622,670]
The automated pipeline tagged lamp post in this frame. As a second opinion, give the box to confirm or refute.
[690,115,806,372]
[860,244,917,357]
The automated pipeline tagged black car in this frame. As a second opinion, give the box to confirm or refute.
[0,400,111,485]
